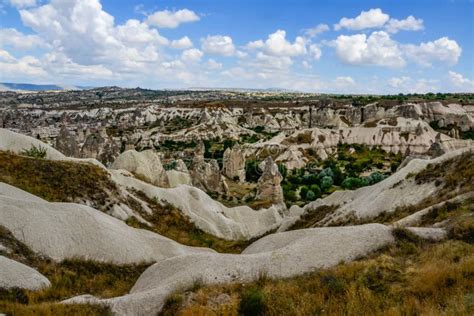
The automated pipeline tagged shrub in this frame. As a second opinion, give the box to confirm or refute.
[299,185,309,199]
[320,176,333,192]
[245,160,261,182]
[305,190,316,201]
[239,287,266,316]
[309,184,321,198]
[21,145,47,159]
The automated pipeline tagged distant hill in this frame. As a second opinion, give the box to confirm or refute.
[0,83,90,92]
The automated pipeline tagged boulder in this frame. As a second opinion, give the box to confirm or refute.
[256,156,284,204]
[111,150,170,188]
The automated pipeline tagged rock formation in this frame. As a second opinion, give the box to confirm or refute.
[190,156,229,195]
[55,125,79,157]
[0,256,51,290]
[256,156,284,204]
[222,144,246,182]
[111,150,170,188]
[81,128,119,166]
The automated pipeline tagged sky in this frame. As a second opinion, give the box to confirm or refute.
[0,0,473,93]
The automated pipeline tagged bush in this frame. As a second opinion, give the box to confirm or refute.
[245,160,261,182]
[284,190,298,202]
[21,144,47,159]
[299,185,309,199]
[320,176,333,192]
[239,287,266,316]
[306,190,316,201]
[309,184,321,198]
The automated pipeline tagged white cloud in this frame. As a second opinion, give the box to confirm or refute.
[301,60,312,69]
[262,30,306,57]
[246,40,264,50]
[181,48,203,63]
[115,19,168,45]
[332,31,405,68]
[205,58,222,70]
[145,9,199,28]
[334,8,389,31]
[304,23,329,38]
[0,49,47,79]
[170,36,193,49]
[201,35,236,56]
[254,52,293,70]
[309,44,322,60]
[385,15,424,33]
[448,71,474,91]
[334,76,355,86]
[7,0,36,9]
[162,60,185,69]
[0,28,46,50]
[404,37,462,66]
[19,0,166,73]
[387,76,438,93]
[388,76,411,88]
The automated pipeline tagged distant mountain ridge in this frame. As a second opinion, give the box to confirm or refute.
[0,82,90,91]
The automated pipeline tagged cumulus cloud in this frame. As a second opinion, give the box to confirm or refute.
[387,76,438,93]
[448,71,474,91]
[254,52,293,70]
[181,48,203,63]
[332,31,405,68]
[404,37,462,66]
[246,40,264,50]
[334,76,355,86]
[170,36,193,49]
[309,44,322,60]
[385,15,424,33]
[201,35,236,56]
[7,0,36,8]
[0,49,47,79]
[145,9,199,28]
[261,30,306,56]
[0,28,46,49]
[205,58,222,70]
[304,23,329,38]
[19,0,168,73]
[334,8,389,31]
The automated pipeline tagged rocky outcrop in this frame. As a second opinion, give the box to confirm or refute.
[256,156,284,204]
[0,182,212,264]
[111,150,170,188]
[190,156,229,195]
[66,224,396,315]
[0,256,51,290]
[55,126,79,157]
[81,128,119,166]
[222,144,246,182]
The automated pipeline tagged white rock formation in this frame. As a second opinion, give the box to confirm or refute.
[111,170,285,241]
[222,144,246,183]
[256,156,284,204]
[111,150,170,188]
[0,256,51,290]
[0,182,212,264]
[286,146,473,227]
[66,224,395,315]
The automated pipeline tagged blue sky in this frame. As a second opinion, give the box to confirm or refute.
[0,0,473,93]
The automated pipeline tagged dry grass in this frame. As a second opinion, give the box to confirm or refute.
[0,150,120,212]
[161,236,474,316]
[0,302,110,316]
[0,225,149,313]
[288,204,339,230]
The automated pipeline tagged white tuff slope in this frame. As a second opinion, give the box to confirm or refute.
[0,183,213,264]
[287,146,473,227]
[0,256,51,290]
[67,224,395,315]
[112,170,285,240]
